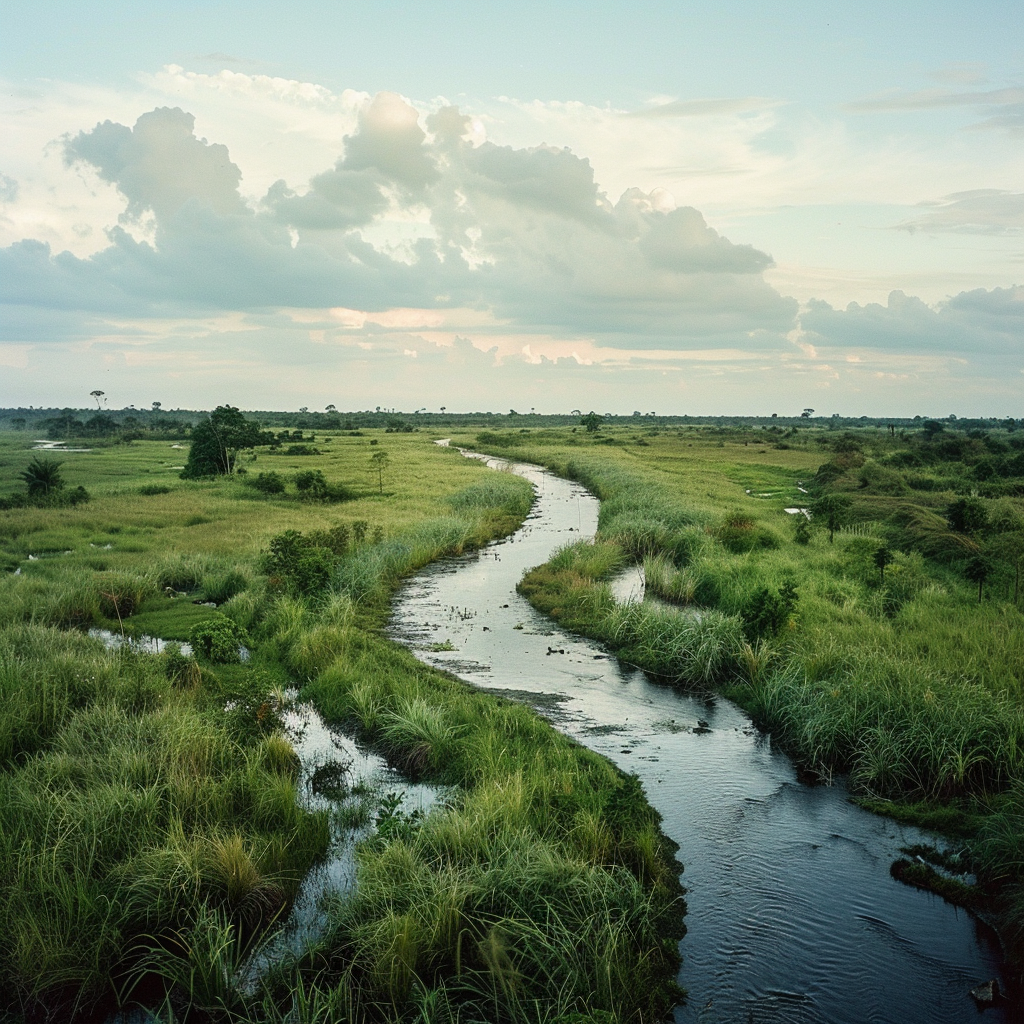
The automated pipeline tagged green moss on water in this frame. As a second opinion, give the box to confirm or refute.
[890,858,982,910]
[854,797,990,838]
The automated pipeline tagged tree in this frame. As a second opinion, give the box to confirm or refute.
[581,411,603,433]
[946,497,988,535]
[85,414,117,436]
[325,404,337,413]
[801,408,815,418]
[370,449,390,494]
[181,405,268,478]
[152,401,162,411]
[810,492,852,543]
[90,390,105,409]
[965,555,993,604]
[20,457,64,496]
[874,545,894,585]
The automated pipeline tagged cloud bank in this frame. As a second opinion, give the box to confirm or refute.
[0,88,1020,414]
[3,97,795,347]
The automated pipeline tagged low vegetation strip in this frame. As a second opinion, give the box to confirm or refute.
[463,422,1024,973]
[0,428,685,1023]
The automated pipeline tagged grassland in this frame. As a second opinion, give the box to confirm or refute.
[0,428,683,1023]
[450,421,1024,971]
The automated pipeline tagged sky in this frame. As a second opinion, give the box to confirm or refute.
[1,1,1021,416]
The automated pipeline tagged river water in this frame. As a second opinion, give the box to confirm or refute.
[388,454,1016,1023]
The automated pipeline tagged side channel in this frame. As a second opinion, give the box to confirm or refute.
[387,453,1011,1024]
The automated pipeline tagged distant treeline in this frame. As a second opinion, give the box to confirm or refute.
[1,406,1019,439]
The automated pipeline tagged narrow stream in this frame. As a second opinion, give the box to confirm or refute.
[388,453,1016,1024]
[252,698,444,967]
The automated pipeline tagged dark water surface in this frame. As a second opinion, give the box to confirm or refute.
[388,453,1015,1024]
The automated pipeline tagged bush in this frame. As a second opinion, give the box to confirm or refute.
[946,496,988,535]
[740,582,797,641]
[188,618,249,662]
[19,457,63,497]
[292,470,352,503]
[262,530,336,596]
[249,471,286,495]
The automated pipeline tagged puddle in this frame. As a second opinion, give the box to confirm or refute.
[609,563,645,603]
[88,628,195,657]
[31,439,93,452]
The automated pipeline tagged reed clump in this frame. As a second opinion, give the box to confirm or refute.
[0,623,326,1020]
[292,628,685,1022]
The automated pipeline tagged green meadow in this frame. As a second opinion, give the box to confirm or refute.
[0,428,682,1023]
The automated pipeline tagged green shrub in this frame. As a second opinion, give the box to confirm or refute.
[249,471,286,495]
[262,530,336,596]
[740,582,798,641]
[188,618,249,663]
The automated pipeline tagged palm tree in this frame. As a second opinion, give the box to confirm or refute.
[20,457,64,496]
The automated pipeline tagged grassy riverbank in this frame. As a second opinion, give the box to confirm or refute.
[0,429,683,1022]
[455,422,1024,970]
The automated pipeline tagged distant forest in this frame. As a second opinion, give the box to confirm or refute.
[1,405,1019,438]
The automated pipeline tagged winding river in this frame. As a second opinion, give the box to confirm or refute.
[387,453,1015,1024]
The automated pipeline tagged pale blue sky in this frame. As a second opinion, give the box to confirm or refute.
[1,1,1021,414]
[5,1,1021,106]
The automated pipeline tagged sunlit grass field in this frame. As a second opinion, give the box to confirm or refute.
[0,431,502,562]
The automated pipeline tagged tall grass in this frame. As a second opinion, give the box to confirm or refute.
[334,518,478,605]
[295,628,684,1022]
[0,623,328,1019]
[0,431,684,1021]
